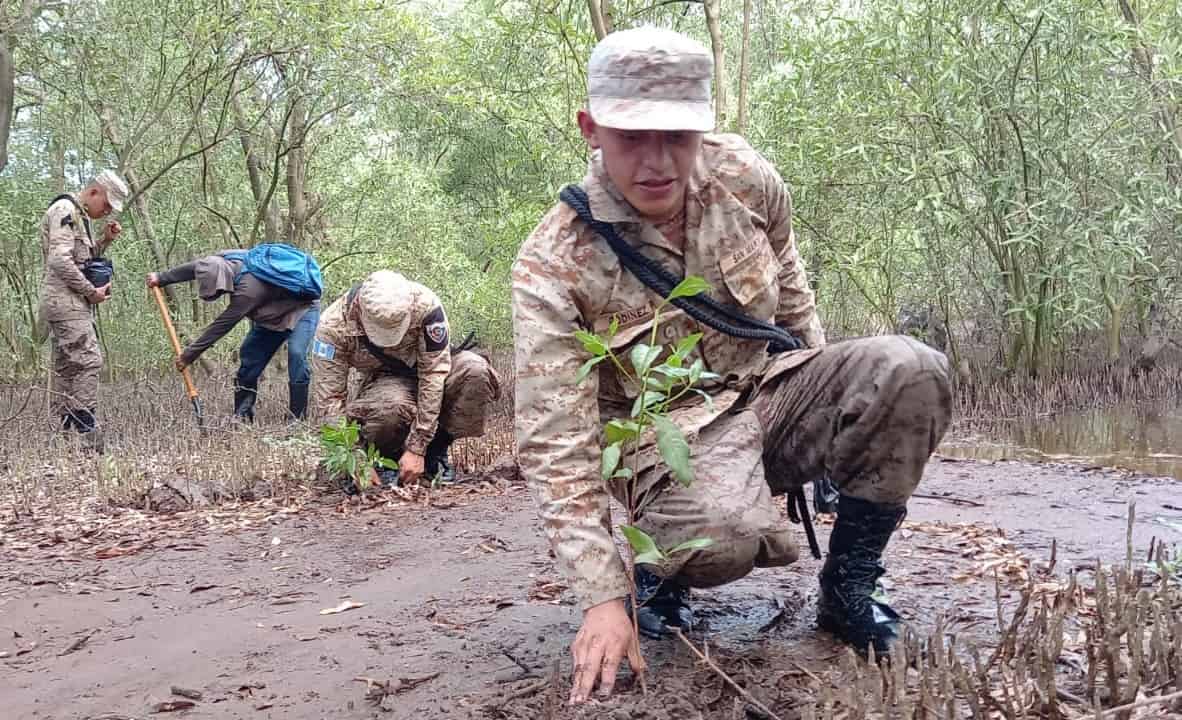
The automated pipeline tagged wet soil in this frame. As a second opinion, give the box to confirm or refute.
[3,455,1181,720]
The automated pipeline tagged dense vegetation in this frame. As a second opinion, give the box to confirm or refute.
[1,0,1178,383]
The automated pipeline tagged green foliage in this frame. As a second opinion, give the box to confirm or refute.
[319,419,397,492]
[2,0,1181,384]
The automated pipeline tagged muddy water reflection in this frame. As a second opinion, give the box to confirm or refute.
[940,405,1182,481]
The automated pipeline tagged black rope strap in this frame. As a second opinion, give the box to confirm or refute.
[560,185,804,354]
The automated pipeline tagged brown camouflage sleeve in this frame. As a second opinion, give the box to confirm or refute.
[45,203,101,302]
[310,323,352,424]
[406,306,451,455]
[512,226,630,610]
[760,157,826,347]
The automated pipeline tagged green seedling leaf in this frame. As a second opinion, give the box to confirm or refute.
[576,355,606,384]
[666,276,711,301]
[620,525,665,566]
[629,343,662,376]
[653,415,694,487]
[689,358,705,385]
[632,391,667,417]
[608,315,619,337]
[692,389,715,411]
[574,329,608,356]
[669,537,715,555]
[612,468,634,479]
[646,375,674,392]
[674,332,703,357]
[652,364,691,379]
[605,419,641,444]
[601,442,622,481]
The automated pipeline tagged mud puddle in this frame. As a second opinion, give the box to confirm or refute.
[941,403,1182,480]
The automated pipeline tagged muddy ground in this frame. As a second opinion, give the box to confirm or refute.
[3,455,1182,720]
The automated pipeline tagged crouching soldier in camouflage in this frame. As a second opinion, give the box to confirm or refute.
[39,169,128,449]
[311,270,501,486]
[512,27,953,703]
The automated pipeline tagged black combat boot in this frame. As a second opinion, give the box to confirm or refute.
[288,381,310,421]
[60,412,77,431]
[630,565,694,640]
[233,383,258,423]
[424,429,455,484]
[817,494,907,657]
[72,408,104,454]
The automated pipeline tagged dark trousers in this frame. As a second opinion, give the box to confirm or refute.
[235,306,320,390]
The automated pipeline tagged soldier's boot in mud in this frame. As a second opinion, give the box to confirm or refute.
[233,383,258,423]
[424,430,456,484]
[72,408,104,455]
[287,381,310,422]
[817,494,906,658]
[630,565,693,640]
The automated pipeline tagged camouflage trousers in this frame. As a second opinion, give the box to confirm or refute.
[347,351,501,457]
[621,335,953,588]
[49,317,102,417]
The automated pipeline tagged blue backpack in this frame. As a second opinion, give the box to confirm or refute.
[224,244,323,300]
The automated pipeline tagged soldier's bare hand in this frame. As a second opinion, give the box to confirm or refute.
[146,272,160,288]
[104,220,122,242]
[398,450,425,484]
[174,357,187,372]
[569,597,643,704]
[91,283,112,304]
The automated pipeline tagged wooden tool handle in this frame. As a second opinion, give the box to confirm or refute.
[152,286,199,400]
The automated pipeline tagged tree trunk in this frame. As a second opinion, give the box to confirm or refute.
[1136,303,1169,372]
[285,87,308,247]
[586,0,613,40]
[50,133,64,192]
[233,94,281,244]
[1115,0,1182,188]
[0,34,14,175]
[703,0,727,130]
[736,0,752,134]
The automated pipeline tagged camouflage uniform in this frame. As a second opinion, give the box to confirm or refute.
[311,271,500,461]
[38,171,128,433]
[512,27,952,652]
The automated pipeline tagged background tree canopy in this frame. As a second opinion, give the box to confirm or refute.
[1,0,1178,382]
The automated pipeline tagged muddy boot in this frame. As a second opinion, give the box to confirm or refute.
[233,384,258,423]
[424,430,455,484]
[288,381,310,421]
[630,565,693,640]
[817,494,906,657]
[72,408,104,454]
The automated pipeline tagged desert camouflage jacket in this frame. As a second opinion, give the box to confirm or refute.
[512,133,826,608]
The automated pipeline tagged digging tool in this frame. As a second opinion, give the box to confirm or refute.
[151,286,205,431]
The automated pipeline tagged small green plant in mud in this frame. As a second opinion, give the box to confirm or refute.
[319,419,398,492]
[574,275,718,684]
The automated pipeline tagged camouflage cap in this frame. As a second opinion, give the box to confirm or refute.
[357,270,414,347]
[94,169,129,213]
[587,26,714,132]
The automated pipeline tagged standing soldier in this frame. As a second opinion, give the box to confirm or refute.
[39,170,128,449]
[512,27,953,704]
[311,270,500,486]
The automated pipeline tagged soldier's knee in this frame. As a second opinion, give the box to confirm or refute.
[676,527,798,588]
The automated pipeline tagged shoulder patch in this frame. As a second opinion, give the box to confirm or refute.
[423,306,449,352]
[60,215,75,229]
[311,338,336,360]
